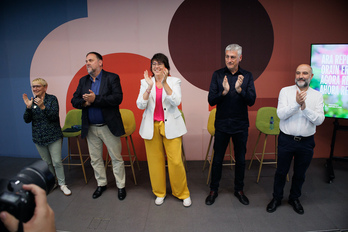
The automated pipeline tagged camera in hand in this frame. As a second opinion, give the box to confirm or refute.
[0,160,55,223]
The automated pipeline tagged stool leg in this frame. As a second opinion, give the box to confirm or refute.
[257,134,268,183]
[248,132,261,170]
[228,139,233,169]
[129,135,140,170]
[207,151,214,185]
[76,137,88,184]
[105,153,109,169]
[203,136,213,171]
[125,136,137,185]
[67,138,71,168]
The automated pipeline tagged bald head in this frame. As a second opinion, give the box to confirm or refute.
[297,64,313,74]
[295,64,313,90]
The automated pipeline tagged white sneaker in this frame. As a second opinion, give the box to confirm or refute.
[60,185,72,196]
[183,196,192,207]
[155,196,166,206]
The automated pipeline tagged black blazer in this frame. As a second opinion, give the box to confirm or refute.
[71,70,125,138]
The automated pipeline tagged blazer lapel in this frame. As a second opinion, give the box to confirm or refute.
[161,77,170,103]
[150,77,156,101]
[99,70,107,94]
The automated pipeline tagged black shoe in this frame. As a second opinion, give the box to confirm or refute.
[92,186,107,199]
[266,198,281,213]
[118,188,127,200]
[288,198,304,215]
[234,191,249,205]
[205,191,218,205]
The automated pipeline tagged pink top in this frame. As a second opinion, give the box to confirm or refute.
[153,85,164,122]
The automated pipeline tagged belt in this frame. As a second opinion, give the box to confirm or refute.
[91,123,106,127]
[280,131,313,142]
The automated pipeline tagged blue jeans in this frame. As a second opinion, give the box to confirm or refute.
[273,132,315,200]
[210,130,248,192]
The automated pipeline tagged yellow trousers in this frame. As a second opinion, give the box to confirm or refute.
[144,121,190,199]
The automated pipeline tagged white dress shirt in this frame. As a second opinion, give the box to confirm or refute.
[277,85,325,137]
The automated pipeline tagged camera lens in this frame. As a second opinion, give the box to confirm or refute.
[13,160,55,194]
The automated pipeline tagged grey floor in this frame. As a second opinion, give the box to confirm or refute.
[0,156,347,232]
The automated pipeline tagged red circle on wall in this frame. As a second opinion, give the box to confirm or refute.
[66,53,151,160]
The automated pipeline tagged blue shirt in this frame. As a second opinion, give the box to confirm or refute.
[88,70,105,124]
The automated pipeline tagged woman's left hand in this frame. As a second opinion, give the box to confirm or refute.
[34,97,45,110]
[162,68,169,84]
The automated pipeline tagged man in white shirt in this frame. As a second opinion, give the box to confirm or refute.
[266,64,325,215]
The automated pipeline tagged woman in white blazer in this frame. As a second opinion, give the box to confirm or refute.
[136,53,191,207]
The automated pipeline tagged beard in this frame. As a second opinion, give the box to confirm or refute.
[87,67,94,75]
[295,78,310,88]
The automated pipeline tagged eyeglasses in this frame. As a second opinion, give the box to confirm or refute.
[32,85,43,89]
[152,62,164,66]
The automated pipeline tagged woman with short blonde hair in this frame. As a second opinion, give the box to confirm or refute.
[23,78,71,196]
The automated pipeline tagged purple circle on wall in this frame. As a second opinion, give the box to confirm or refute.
[169,0,274,91]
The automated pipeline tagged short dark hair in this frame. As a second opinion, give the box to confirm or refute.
[150,53,170,75]
[86,52,103,61]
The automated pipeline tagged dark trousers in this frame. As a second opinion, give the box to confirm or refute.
[210,129,248,192]
[273,131,315,201]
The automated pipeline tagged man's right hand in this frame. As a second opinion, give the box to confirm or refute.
[296,90,307,110]
[144,70,154,89]
[22,94,33,109]
[222,75,230,96]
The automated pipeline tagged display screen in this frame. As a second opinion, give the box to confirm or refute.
[0,192,20,203]
[310,44,348,119]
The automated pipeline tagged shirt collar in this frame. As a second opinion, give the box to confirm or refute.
[89,70,103,81]
[223,66,242,76]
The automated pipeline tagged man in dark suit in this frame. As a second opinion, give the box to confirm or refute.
[71,52,126,200]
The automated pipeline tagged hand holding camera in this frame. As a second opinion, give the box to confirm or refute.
[0,160,56,232]
[0,184,55,232]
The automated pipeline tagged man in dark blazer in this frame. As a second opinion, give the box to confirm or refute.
[71,52,126,200]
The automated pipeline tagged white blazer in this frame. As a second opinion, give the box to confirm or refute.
[136,76,187,140]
